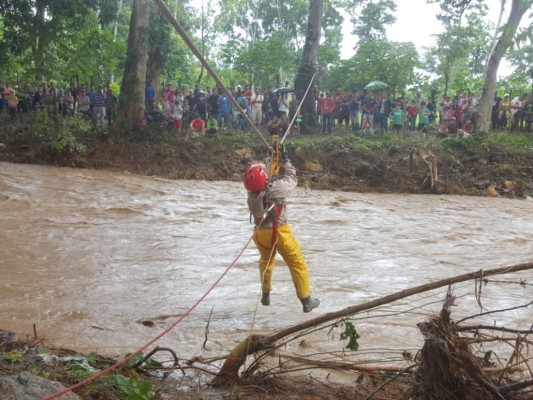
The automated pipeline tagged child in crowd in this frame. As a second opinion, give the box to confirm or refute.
[418,102,430,134]
[390,103,405,137]
[187,113,205,139]
[406,100,418,131]
[7,89,18,120]
[172,100,183,136]
[206,114,218,136]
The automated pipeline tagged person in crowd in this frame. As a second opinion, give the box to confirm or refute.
[69,82,79,112]
[206,114,219,136]
[105,88,117,127]
[266,113,289,137]
[57,89,66,116]
[277,93,287,116]
[207,88,219,117]
[437,116,458,137]
[378,92,392,133]
[415,91,425,107]
[458,118,474,137]
[92,85,106,124]
[524,94,533,132]
[165,83,175,104]
[243,158,320,313]
[34,84,46,112]
[390,102,405,137]
[338,90,352,127]
[216,91,230,128]
[187,113,206,138]
[498,93,511,129]
[407,100,418,131]
[418,101,430,134]
[65,90,75,117]
[243,86,253,117]
[251,88,264,126]
[172,100,183,135]
[145,79,156,112]
[320,91,335,134]
[440,95,453,129]
[7,88,18,120]
[333,87,342,125]
[349,90,361,132]
[288,93,299,123]
[45,85,58,118]
[77,87,93,121]
[316,92,324,124]
[510,94,526,132]
[195,91,208,121]
[361,92,377,135]
[235,90,248,130]
[87,86,95,113]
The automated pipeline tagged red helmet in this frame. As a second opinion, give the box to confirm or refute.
[243,165,268,192]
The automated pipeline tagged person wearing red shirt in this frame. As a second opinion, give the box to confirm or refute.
[187,114,206,138]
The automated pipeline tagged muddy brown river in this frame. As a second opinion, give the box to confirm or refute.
[1,162,532,372]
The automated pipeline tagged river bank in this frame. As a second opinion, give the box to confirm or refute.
[0,117,532,199]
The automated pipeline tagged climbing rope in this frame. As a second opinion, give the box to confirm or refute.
[41,232,256,399]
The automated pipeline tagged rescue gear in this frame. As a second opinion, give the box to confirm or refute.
[261,292,270,306]
[243,164,268,192]
[253,225,311,299]
[301,296,320,313]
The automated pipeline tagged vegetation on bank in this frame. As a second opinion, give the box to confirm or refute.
[0,115,532,198]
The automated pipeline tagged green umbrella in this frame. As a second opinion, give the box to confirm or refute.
[364,81,389,91]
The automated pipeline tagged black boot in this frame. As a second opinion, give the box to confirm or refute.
[300,296,320,313]
[261,292,270,306]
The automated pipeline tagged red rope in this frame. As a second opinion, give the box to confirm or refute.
[41,233,255,400]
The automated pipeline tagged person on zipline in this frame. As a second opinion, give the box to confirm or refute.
[243,157,320,313]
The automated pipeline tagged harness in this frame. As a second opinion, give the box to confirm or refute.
[248,134,285,247]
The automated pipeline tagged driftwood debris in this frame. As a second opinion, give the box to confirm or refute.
[211,262,533,387]
[411,292,533,399]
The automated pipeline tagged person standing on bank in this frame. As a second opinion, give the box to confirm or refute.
[243,158,320,313]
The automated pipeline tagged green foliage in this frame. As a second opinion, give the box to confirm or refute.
[325,40,418,94]
[349,0,397,42]
[339,321,361,351]
[113,374,154,400]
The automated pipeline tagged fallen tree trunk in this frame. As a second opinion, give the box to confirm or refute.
[212,262,533,386]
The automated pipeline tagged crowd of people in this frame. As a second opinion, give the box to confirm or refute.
[3,79,532,136]
[155,82,533,138]
[315,88,533,136]
[0,82,117,126]
[149,82,303,138]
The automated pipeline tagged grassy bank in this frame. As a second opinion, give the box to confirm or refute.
[0,114,532,198]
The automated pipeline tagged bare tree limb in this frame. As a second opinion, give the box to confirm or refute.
[212,262,533,386]
[457,326,533,335]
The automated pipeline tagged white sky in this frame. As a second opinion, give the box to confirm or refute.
[340,0,531,77]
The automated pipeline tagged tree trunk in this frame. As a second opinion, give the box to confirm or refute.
[294,0,323,133]
[211,262,533,386]
[110,0,124,83]
[477,0,530,134]
[33,0,47,82]
[113,0,150,133]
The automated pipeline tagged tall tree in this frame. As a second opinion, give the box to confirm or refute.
[344,0,396,43]
[0,0,103,81]
[424,15,489,96]
[294,0,324,131]
[114,0,150,132]
[476,0,532,133]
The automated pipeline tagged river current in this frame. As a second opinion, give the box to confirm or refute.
[1,162,532,370]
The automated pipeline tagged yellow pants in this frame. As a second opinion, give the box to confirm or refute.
[253,224,311,299]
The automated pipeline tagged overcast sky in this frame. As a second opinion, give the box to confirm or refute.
[340,0,531,77]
